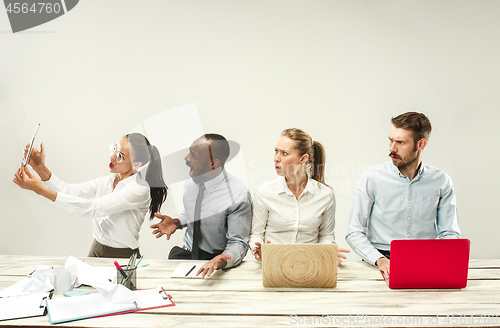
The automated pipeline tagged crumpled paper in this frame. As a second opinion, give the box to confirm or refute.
[0,265,54,297]
[64,256,134,303]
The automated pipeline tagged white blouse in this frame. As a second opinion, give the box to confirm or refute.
[43,172,150,249]
[249,176,336,249]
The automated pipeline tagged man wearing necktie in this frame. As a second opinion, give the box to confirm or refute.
[151,134,252,278]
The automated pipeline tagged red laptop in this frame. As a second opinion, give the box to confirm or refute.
[382,239,470,289]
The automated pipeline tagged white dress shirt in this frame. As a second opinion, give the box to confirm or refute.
[178,170,252,268]
[249,176,336,249]
[43,172,150,250]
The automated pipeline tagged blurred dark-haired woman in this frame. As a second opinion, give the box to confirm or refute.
[13,132,167,258]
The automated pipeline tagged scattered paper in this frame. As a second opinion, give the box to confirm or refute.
[64,256,134,304]
[0,265,54,298]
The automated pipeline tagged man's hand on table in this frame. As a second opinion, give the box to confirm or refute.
[376,257,390,279]
[196,254,231,279]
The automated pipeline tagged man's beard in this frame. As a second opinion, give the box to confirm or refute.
[389,148,418,169]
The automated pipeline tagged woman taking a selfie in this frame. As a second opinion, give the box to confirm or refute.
[249,128,349,265]
[13,132,168,258]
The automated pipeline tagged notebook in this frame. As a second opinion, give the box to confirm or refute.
[261,244,338,288]
[382,239,471,289]
[171,262,205,279]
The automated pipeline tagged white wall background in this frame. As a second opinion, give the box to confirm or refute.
[1,0,499,261]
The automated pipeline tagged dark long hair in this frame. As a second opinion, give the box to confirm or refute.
[125,133,168,219]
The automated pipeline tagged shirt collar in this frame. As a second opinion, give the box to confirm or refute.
[390,160,401,176]
[417,162,425,175]
[202,169,226,194]
[414,161,425,180]
[390,160,425,179]
[277,175,314,196]
[112,171,139,189]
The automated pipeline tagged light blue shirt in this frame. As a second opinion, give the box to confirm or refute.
[346,161,461,265]
[178,170,252,268]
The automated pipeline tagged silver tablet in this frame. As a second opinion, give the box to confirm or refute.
[23,124,40,166]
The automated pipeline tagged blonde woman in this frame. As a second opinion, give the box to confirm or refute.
[249,128,349,265]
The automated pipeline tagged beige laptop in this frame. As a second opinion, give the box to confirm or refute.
[261,244,338,288]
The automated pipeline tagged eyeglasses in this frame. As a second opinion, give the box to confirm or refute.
[109,143,130,163]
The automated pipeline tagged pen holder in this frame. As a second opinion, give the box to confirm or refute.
[116,266,137,290]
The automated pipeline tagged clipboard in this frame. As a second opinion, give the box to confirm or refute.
[23,123,40,167]
[0,292,52,322]
[46,287,175,324]
[95,287,175,318]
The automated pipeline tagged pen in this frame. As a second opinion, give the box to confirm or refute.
[114,261,128,280]
[70,275,77,291]
[136,255,144,268]
[129,251,137,270]
[185,265,196,277]
[126,251,135,270]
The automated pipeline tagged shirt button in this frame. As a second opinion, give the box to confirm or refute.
[407,235,410,237]
[407,218,410,220]
[408,201,411,203]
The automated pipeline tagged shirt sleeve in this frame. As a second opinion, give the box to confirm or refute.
[222,192,252,269]
[248,188,268,249]
[318,190,336,244]
[436,174,461,239]
[43,174,102,198]
[53,181,149,219]
[177,210,187,229]
[345,172,384,265]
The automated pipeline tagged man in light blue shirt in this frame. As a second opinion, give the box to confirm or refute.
[346,112,461,278]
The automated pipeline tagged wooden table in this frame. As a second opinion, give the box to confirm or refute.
[0,255,499,327]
